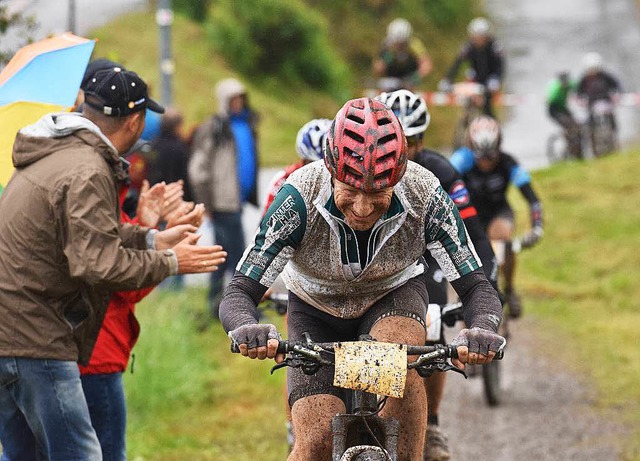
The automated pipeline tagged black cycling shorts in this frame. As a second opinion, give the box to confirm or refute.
[286,274,428,408]
[424,253,447,344]
[479,205,514,231]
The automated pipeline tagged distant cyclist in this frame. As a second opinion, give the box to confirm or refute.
[372,18,433,91]
[577,52,622,138]
[439,17,504,116]
[220,98,504,461]
[262,119,332,215]
[377,90,498,461]
[450,116,543,319]
[546,71,583,159]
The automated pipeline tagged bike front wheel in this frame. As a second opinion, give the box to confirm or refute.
[546,132,567,164]
[340,445,390,461]
[482,359,501,406]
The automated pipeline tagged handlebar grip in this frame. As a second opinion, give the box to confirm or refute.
[276,341,289,354]
[448,345,505,360]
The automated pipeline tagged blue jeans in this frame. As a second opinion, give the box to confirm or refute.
[0,357,102,461]
[209,211,245,315]
[81,373,126,461]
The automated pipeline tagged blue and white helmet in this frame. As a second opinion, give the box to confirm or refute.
[295,118,332,161]
[375,89,430,137]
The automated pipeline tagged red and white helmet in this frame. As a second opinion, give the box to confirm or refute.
[324,98,407,192]
[468,115,501,158]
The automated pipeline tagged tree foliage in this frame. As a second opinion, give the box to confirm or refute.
[207,0,352,100]
[0,3,38,66]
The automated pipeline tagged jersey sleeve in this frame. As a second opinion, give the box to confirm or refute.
[409,37,428,58]
[238,183,307,287]
[449,147,476,174]
[508,163,531,188]
[424,185,481,281]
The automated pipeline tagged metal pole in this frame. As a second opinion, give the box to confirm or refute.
[67,0,76,33]
[157,0,174,106]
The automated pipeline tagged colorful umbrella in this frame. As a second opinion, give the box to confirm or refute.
[0,33,95,190]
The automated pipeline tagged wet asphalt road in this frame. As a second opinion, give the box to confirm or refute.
[488,0,640,169]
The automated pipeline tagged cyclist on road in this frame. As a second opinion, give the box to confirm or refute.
[576,52,622,137]
[372,18,433,91]
[377,89,498,461]
[450,116,543,319]
[546,71,583,159]
[439,17,504,116]
[220,98,505,461]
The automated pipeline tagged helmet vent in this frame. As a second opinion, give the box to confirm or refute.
[347,113,365,124]
[344,129,365,143]
[378,133,397,145]
[345,164,364,179]
[377,151,396,164]
[344,146,363,161]
[377,116,392,126]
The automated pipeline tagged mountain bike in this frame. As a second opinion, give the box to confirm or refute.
[258,291,288,316]
[484,232,538,406]
[449,81,486,149]
[587,98,617,158]
[546,118,584,164]
[271,335,504,461]
[429,299,505,407]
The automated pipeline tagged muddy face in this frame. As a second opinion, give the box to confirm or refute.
[333,180,393,230]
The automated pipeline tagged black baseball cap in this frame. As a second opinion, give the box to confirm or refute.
[81,58,123,91]
[83,67,164,117]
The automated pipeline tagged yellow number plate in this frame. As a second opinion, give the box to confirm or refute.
[333,341,407,398]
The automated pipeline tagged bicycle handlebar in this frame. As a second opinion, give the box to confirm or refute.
[275,338,504,362]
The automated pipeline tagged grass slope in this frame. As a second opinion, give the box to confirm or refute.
[512,151,640,460]
[90,3,480,166]
[91,9,340,168]
[124,152,640,460]
[124,289,288,460]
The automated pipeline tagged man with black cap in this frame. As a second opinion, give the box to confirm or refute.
[0,67,227,460]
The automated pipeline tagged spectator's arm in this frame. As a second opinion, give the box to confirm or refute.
[63,169,173,290]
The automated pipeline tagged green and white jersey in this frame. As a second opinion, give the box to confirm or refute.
[238,160,480,318]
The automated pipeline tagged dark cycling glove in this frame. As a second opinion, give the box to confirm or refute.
[451,327,506,356]
[228,324,281,353]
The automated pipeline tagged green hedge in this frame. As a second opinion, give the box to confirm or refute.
[207,0,352,100]
[173,0,210,23]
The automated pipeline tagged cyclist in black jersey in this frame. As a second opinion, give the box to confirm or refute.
[377,89,498,461]
[577,52,622,136]
[439,17,504,117]
[450,116,543,319]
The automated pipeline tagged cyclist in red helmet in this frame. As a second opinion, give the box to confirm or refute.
[220,98,505,461]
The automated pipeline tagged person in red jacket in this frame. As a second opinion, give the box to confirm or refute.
[79,179,204,461]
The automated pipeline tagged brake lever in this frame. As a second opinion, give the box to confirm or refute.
[270,356,322,376]
[416,362,467,379]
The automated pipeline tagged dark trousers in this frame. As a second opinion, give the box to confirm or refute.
[209,210,246,315]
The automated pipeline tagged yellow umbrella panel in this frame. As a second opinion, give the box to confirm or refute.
[0,102,65,189]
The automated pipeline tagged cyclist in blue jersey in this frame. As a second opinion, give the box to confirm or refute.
[450,116,543,318]
[220,98,505,461]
